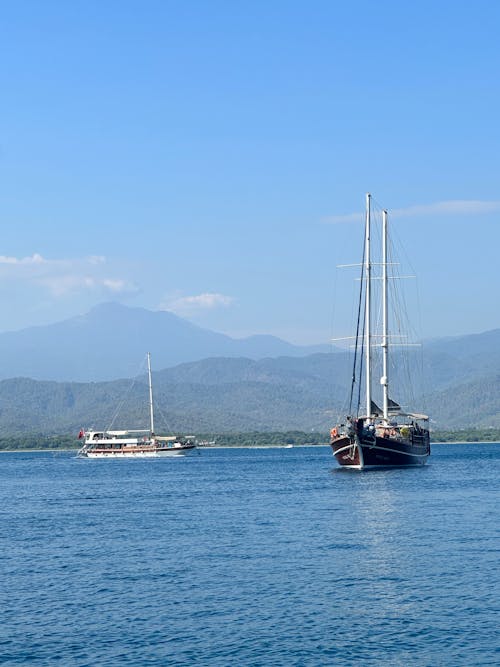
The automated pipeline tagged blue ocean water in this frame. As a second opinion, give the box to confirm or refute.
[1,444,498,666]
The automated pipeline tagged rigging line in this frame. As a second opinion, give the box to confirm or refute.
[350,232,367,416]
[107,355,148,432]
[357,306,365,418]
[369,197,384,223]
[152,391,176,435]
[414,275,428,415]
[348,234,365,414]
[329,262,342,414]
[329,259,340,346]
[392,228,426,412]
[388,230,419,407]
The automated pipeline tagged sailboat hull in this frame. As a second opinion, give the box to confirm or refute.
[81,446,196,458]
[331,434,429,470]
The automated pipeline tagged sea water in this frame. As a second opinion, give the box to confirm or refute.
[1,444,498,666]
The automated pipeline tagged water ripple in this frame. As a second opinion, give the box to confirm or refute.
[0,444,499,665]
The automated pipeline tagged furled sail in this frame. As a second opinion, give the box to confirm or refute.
[387,398,401,415]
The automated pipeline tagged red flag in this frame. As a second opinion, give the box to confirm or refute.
[78,429,85,439]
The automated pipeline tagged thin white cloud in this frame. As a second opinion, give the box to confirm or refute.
[39,275,137,297]
[0,253,47,265]
[324,199,500,224]
[87,255,106,265]
[0,253,137,297]
[38,275,97,297]
[102,279,129,292]
[392,200,500,218]
[161,292,235,315]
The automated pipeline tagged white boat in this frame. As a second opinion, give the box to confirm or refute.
[330,194,430,469]
[77,353,196,458]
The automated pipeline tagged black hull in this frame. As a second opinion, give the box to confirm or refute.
[331,433,430,469]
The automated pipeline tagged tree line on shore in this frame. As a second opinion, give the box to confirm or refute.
[1,428,500,451]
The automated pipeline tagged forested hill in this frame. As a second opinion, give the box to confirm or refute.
[0,352,499,436]
[0,355,347,435]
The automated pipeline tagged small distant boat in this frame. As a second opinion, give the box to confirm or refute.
[197,440,217,447]
[330,194,430,470]
[77,353,196,458]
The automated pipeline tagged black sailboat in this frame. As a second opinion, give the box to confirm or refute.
[330,194,430,469]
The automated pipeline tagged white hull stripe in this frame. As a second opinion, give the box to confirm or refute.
[332,442,427,459]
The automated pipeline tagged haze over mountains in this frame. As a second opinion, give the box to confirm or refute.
[0,302,499,433]
[0,302,330,382]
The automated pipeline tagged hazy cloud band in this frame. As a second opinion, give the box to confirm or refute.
[324,199,500,224]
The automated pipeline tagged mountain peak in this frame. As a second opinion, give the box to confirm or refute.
[0,302,328,382]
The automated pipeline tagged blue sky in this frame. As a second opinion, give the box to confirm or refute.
[1,0,499,343]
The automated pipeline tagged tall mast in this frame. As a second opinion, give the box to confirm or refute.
[381,209,389,421]
[365,193,372,418]
[147,352,155,435]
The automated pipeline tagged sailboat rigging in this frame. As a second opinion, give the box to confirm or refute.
[330,194,431,469]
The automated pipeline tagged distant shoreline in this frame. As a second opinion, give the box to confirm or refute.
[1,440,498,453]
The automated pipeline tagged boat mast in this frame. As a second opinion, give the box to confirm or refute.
[147,352,155,435]
[365,193,372,419]
[381,209,389,421]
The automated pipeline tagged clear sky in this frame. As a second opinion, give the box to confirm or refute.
[1,0,499,344]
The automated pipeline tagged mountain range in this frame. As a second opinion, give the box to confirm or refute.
[0,302,499,434]
[0,302,329,382]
